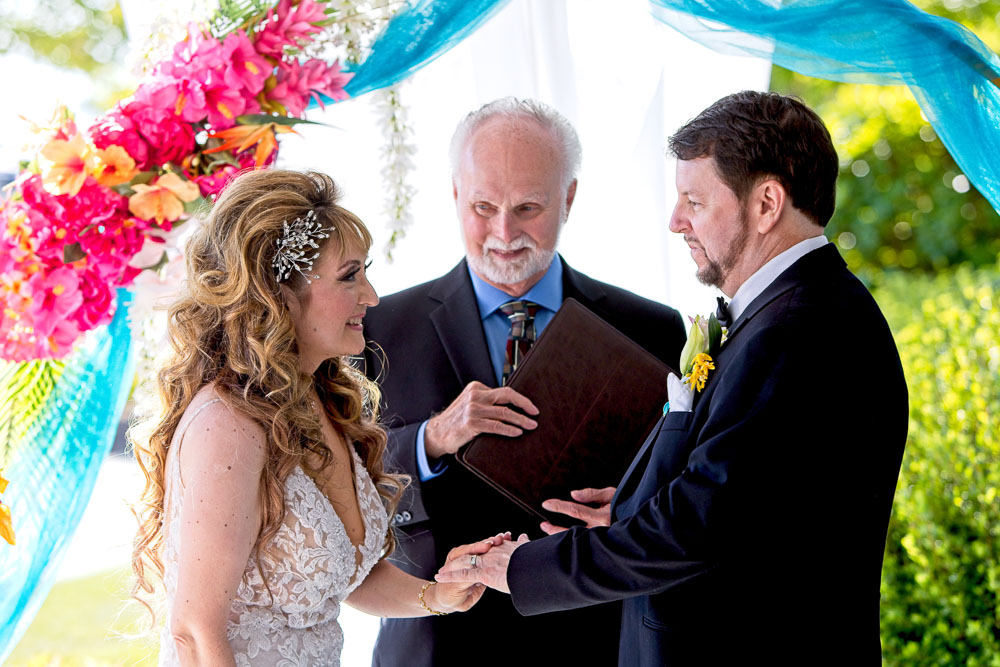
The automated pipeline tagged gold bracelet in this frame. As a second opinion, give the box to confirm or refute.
[419,581,450,616]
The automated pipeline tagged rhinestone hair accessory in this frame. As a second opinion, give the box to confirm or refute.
[273,209,332,284]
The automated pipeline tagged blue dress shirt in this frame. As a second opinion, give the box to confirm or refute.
[415,256,564,480]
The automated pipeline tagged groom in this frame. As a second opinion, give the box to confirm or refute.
[438,91,909,665]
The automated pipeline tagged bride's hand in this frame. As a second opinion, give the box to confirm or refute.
[426,533,511,613]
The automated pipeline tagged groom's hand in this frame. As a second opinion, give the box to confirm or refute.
[539,487,615,534]
[424,382,539,459]
[430,533,510,612]
[436,533,530,594]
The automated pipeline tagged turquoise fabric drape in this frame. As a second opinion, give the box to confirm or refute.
[0,291,136,662]
[320,0,1000,213]
[647,0,1000,212]
[341,0,511,98]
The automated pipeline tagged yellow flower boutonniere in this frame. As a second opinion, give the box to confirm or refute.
[678,312,725,393]
[665,311,727,414]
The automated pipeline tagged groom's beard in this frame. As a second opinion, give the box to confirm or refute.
[468,235,557,287]
[696,207,751,289]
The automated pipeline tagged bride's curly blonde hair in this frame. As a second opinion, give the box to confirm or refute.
[129,169,405,620]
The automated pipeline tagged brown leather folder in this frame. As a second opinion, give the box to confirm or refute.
[457,298,674,525]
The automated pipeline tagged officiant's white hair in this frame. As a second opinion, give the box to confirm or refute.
[449,97,582,190]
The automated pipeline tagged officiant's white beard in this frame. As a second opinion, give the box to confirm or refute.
[468,235,557,287]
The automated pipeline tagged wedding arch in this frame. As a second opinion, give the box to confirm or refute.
[0,0,997,658]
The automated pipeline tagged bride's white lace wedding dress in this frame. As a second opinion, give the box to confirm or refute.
[159,399,389,666]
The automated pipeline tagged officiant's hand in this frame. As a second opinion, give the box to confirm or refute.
[539,487,615,534]
[424,381,539,459]
[429,533,510,612]
[435,533,530,594]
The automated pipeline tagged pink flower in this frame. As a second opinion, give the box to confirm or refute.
[1,201,42,268]
[158,25,249,129]
[127,102,196,167]
[21,174,67,222]
[73,268,116,330]
[297,59,352,108]
[78,216,149,282]
[27,267,83,339]
[0,269,34,315]
[88,107,151,171]
[63,180,129,234]
[134,77,184,116]
[267,60,352,116]
[224,31,272,96]
[19,176,82,262]
[254,0,326,58]
[194,164,241,198]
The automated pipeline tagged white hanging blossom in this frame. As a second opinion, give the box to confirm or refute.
[125,0,218,78]
[374,83,417,261]
[305,0,403,62]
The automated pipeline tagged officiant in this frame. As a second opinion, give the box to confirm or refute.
[361,97,686,666]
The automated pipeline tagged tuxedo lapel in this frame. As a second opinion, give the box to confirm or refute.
[724,243,844,344]
[428,261,497,388]
[611,409,696,518]
[610,413,665,512]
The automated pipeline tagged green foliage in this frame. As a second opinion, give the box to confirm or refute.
[0,0,130,110]
[770,0,1000,274]
[0,361,65,467]
[207,0,276,39]
[0,0,128,75]
[873,263,1000,664]
[7,566,157,666]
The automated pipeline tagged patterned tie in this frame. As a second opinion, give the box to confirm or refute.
[499,300,540,385]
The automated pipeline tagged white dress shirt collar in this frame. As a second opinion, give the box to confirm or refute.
[727,235,829,323]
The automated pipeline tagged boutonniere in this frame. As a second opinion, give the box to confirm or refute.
[666,312,725,413]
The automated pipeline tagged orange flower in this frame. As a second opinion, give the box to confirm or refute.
[0,502,14,546]
[205,122,297,168]
[128,172,200,224]
[93,145,138,187]
[39,132,95,196]
[0,470,12,546]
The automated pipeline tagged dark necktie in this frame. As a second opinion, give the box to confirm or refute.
[499,300,539,385]
[716,296,732,328]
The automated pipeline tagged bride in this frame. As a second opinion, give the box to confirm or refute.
[130,169,495,665]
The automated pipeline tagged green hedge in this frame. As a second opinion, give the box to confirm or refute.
[873,263,1000,665]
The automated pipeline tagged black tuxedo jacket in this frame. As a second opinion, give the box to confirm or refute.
[362,257,685,666]
[507,244,908,666]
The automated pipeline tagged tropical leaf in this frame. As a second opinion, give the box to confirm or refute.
[707,313,723,357]
[0,360,65,468]
[207,0,278,38]
[235,113,331,128]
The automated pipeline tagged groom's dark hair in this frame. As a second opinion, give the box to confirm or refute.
[668,91,839,227]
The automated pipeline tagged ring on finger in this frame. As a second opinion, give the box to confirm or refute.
[469,554,478,568]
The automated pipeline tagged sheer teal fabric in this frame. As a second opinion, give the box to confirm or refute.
[0,291,136,662]
[647,0,1000,212]
[318,0,1000,213]
[340,0,511,99]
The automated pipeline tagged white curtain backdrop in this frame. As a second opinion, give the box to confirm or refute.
[280,0,771,322]
[1,1,770,661]
[276,2,771,660]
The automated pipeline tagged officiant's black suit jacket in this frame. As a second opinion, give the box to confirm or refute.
[507,244,908,666]
[361,257,685,666]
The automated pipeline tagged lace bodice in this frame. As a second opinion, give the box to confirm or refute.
[159,399,389,666]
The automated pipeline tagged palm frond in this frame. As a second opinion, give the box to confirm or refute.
[0,360,65,467]
[207,0,279,38]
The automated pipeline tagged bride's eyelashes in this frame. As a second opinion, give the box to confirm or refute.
[339,259,373,283]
